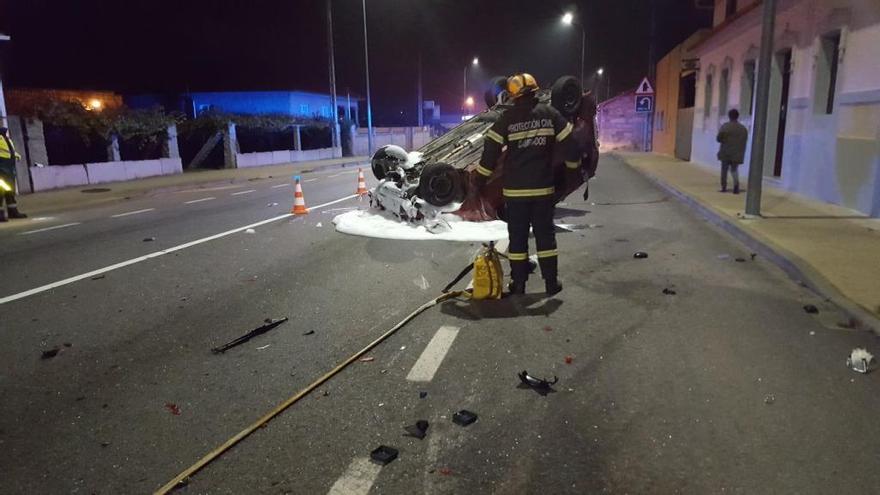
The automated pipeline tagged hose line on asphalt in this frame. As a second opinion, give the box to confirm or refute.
[155,290,464,495]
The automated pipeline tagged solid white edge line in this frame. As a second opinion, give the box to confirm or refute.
[231,189,256,196]
[111,208,155,218]
[184,197,216,204]
[0,194,358,305]
[405,326,460,382]
[19,222,82,236]
[327,457,382,495]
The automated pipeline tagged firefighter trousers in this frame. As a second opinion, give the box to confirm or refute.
[0,171,16,213]
[505,198,557,284]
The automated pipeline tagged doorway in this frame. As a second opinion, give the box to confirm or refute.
[773,49,792,177]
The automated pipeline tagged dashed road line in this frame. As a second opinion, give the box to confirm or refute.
[231,189,256,196]
[0,194,357,305]
[271,183,292,188]
[184,197,216,204]
[304,178,319,183]
[406,326,460,382]
[111,208,155,218]
[327,457,382,495]
[18,223,82,236]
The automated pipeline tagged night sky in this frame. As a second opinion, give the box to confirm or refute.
[0,0,711,125]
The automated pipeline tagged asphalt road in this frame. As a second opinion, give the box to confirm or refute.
[1,156,878,494]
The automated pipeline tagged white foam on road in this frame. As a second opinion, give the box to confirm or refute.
[327,457,382,495]
[333,209,508,242]
[406,326,460,382]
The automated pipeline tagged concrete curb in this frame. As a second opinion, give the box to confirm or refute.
[611,152,880,335]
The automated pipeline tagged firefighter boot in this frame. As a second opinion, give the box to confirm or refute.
[545,278,563,297]
[0,209,6,222]
[506,280,526,296]
[7,206,27,219]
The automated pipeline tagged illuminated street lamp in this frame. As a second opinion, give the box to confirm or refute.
[463,56,479,111]
[465,96,475,108]
[561,12,586,88]
[597,67,604,76]
[86,98,103,111]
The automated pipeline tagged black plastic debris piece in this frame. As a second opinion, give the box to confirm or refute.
[735,257,746,263]
[143,237,156,242]
[662,288,677,295]
[212,317,289,354]
[419,391,428,399]
[91,275,106,280]
[303,330,315,336]
[404,420,430,439]
[370,445,399,465]
[41,348,60,359]
[803,304,819,314]
[517,370,558,396]
[633,251,648,259]
[452,410,478,427]
[750,253,757,261]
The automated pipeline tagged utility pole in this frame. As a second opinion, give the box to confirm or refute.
[326,0,339,150]
[417,51,423,127]
[745,0,777,216]
[362,0,374,155]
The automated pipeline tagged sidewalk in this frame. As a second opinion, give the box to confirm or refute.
[17,157,368,216]
[615,151,880,327]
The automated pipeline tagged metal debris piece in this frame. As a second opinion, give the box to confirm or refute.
[518,370,558,395]
[452,410,478,427]
[370,445,399,465]
[211,317,289,354]
[803,304,819,314]
[404,420,430,439]
[633,251,648,259]
[662,288,677,295]
[846,348,876,374]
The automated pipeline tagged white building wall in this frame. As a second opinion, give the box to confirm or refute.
[691,0,880,216]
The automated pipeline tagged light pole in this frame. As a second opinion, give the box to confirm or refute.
[595,67,604,100]
[361,0,374,154]
[0,33,9,128]
[326,0,339,151]
[745,0,778,216]
[463,57,478,112]
[561,12,586,89]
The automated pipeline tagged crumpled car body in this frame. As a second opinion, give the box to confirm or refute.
[369,75,599,230]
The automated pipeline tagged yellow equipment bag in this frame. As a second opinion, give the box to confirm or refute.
[471,242,504,300]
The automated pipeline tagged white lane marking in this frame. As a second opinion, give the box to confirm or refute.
[271,183,291,189]
[231,189,256,196]
[111,208,155,218]
[304,178,319,183]
[327,457,382,495]
[0,194,357,306]
[19,223,82,236]
[173,185,244,194]
[406,326,460,382]
[184,197,216,204]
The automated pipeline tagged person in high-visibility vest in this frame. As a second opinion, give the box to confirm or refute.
[0,127,27,221]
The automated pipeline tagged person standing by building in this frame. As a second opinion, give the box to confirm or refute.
[0,127,27,221]
[475,73,580,296]
[716,109,748,194]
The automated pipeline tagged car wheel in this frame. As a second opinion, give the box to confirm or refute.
[419,163,465,207]
[551,75,583,118]
[484,76,508,108]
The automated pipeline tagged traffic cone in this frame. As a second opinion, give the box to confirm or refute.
[356,168,368,196]
[291,177,309,215]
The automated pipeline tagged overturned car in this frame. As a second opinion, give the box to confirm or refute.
[368,75,599,232]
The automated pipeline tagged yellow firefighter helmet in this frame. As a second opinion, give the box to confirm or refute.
[507,73,539,99]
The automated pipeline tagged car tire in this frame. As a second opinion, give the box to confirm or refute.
[551,75,583,118]
[484,76,508,108]
[419,163,465,207]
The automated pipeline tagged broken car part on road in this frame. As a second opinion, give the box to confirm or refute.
[518,370,559,394]
[211,317,289,354]
[847,348,876,374]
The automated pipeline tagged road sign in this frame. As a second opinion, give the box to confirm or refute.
[635,77,655,95]
[635,95,654,113]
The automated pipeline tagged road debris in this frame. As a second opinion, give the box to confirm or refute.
[717,254,731,260]
[564,356,573,364]
[803,304,819,314]
[244,229,256,234]
[764,394,776,405]
[662,288,677,295]
[211,317,289,354]
[517,370,558,396]
[750,253,757,260]
[256,345,271,350]
[370,445,399,465]
[404,420,430,439]
[735,257,746,262]
[846,348,876,374]
[543,325,553,332]
[303,330,315,336]
[452,410,478,427]
[143,237,156,242]
[419,391,428,399]
[165,402,181,415]
[266,202,279,207]
[40,348,60,359]
[359,357,375,362]
[315,222,323,228]
[633,251,648,259]
[414,275,431,291]
[439,467,453,476]
[91,275,106,280]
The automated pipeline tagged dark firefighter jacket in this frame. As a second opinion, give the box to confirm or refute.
[477,95,580,200]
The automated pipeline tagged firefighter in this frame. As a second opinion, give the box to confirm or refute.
[475,73,580,296]
[0,127,26,222]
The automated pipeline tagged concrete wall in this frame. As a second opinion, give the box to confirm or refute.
[654,31,709,157]
[235,147,343,168]
[597,90,648,151]
[692,0,880,216]
[30,158,183,192]
[352,127,432,156]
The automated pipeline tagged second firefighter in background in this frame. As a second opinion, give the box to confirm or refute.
[475,73,580,296]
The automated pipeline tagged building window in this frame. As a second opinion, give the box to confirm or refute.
[815,31,841,115]
[725,0,737,19]
[299,104,309,114]
[718,68,730,119]
[741,60,756,116]
[703,73,714,119]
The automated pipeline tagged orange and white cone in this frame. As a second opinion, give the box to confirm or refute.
[291,177,309,215]
[356,168,368,196]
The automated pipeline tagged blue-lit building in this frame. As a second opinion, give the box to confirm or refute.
[126,90,361,123]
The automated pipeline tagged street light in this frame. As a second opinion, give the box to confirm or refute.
[465,96,475,108]
[561,12,586,89]
[597,67,604,76]
[463,56,479,111]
